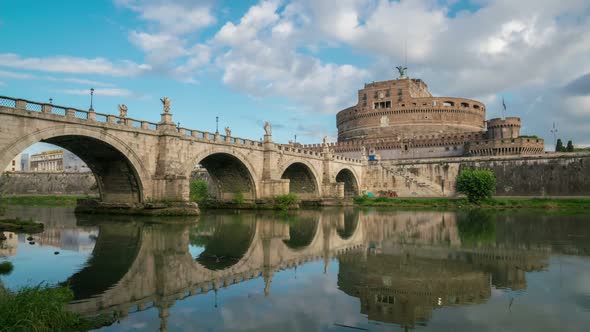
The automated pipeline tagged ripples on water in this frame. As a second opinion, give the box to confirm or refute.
[1,207,590,331]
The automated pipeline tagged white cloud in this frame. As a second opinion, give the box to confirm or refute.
[0,81,5,87]
[0,53,151,77]
[59,88,135,97]
[0,69,35,79]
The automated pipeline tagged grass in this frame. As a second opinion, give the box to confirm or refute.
[0,284,116,332]
[0,195,84,207]
[353,196,590,211]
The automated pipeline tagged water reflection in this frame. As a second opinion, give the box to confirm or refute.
[1,207,590,331]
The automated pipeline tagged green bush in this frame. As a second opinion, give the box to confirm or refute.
[0,262,13,275]
[189,180,209,202]
[274,193,298,210]
[233,191,245,204]
[456,168,496,204]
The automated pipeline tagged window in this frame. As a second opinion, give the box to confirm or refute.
[362,93,367,100]
[404,145,408,151]
[12,160,15,166]
[386,90,391,97]
[461,102,469,107]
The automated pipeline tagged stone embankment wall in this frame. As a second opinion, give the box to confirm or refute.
[368,153,590,197]
[0,172,97,196]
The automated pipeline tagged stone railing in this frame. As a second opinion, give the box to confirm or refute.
[0,95,160,131]
[278,144,363,164]
[176,127,264,147]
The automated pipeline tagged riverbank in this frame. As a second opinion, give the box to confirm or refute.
[1,195,83,207]
[0,218,44,234]
[0,284,115,331]
[353,196,590,210]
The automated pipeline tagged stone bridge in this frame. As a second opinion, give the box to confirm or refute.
[0,96,364,212]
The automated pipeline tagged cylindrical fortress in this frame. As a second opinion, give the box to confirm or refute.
[336,78,486,141]
[486,117,521,139]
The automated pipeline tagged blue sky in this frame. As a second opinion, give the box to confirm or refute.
[1,0,589,154]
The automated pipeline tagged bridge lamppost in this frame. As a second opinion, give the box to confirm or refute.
[89,88,95,111]
[215,116,219,134]
[49,98,53,105]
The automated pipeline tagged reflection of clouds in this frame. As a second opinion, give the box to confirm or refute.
[163,262,368,332]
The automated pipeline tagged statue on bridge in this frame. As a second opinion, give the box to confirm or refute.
[224,126,231,136]
[160,97,171,113]
[264,121,271,136]
[118,104,128,118]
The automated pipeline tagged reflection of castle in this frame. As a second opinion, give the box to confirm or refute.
[338,253,490,328]
[336,211,551,329]
[32,228,98,252]
[0,232,18,256]
[304,71,544,160]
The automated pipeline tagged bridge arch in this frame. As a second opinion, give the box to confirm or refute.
[335,167,360,197]
[279,160,321,199]
[185,149,260,201]
[0,125,148,203]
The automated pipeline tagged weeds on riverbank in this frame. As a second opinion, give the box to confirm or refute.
[274,193,299,210]
[0,285,81,332]
[353,196,590,210]
[0,284,116,332]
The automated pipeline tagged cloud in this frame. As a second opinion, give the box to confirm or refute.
[115,0,216,35]
[0,81,5,87]
[0,69,114,87]
[563,72,590,96]
[0,69,35,79]
[0,53,151,77]
[59,88,136,97]
[116,0,216,79]
[214,0,369,113]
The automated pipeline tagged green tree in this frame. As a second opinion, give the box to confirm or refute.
[566,140,574,152]
[189,180,209,202]
[555,139,566,152]
[456,168,496,204]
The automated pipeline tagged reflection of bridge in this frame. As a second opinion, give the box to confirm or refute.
[67,210,366,330]
[0,96,364,212]
[59,209,562,331]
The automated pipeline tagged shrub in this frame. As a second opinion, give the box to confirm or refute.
[189,180,209,202]
[274,193,298,210]
[0,262,13,275]
[456,168,496,204]
[233,191,245,204]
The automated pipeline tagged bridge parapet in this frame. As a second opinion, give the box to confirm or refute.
[0,95,161,131]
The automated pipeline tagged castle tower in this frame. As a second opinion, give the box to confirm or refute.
[486,117,521,139]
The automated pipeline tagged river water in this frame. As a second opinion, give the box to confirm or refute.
[1,206,589,331]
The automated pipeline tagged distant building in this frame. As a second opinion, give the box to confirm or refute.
[3,154,22,172]
[30,149,89,173]
[30,149,64,172]
[20,153,29,172]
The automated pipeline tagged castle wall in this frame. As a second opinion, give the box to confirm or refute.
[1,172,98,196]
[367,153,590,197]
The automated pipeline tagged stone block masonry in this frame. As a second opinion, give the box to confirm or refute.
[1,172,98,196]
[369,153,590,197]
